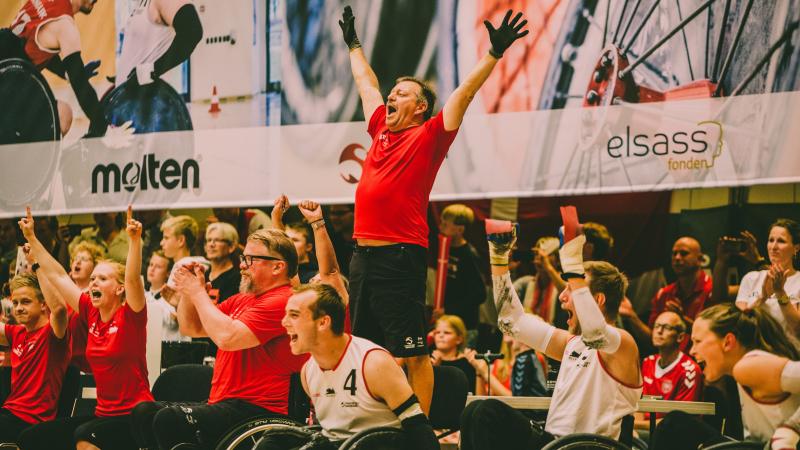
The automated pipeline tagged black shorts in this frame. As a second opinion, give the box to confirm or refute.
[0,407,32,444]
[349,244,428,357]
[131,398,280,449]
[17,413,137,450]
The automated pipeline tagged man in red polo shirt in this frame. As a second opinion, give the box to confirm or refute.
[130,229,308,450]
[623,237,712,350]
[340,6,529,414]
[0,272,69,445]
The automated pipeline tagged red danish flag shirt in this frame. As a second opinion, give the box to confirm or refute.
[642,352,702,418]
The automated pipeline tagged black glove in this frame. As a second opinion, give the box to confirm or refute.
[338,5,361,50]
[484,10,529,58]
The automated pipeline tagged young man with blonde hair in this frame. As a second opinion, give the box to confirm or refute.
[0,272,70,444]
[160,215,199,261]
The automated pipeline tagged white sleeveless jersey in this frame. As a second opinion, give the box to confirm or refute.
[545,336,642,438]
[305,335,401,440]
[116,0,174,86]
[737,350,800,442]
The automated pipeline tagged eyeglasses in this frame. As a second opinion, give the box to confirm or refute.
[206,238,232,246]
[653,323,682,332]
[239,254,283,268]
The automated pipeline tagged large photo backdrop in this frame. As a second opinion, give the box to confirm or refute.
[1,0,799,217]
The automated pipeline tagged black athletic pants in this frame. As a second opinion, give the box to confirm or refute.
[460,399,554,450]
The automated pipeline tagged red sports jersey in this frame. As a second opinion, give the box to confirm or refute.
[642,353,702,418]
[209,285,308,414]
[78,293,153,416]
[3,323,70,423]
[68,308,90,373]
[353,105,459,248]
[10,0,74,68]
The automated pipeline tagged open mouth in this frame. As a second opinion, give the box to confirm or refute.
[288,333,298,343]
[387,104,397,115]
[91,290,102,299]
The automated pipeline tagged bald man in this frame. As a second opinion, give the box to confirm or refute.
[623,237,712,349]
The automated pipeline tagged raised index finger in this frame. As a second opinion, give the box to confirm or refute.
[127,205,133,223]
[26,205,32,221]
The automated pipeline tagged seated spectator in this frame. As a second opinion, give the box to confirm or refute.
[513,237,564,324]
[430,315,476,391]
[68,241,105,292]
[0,273,70,445]
[146,251,187,342]
[466,334,547,398]
[160,215,199,263]
[204,222,241,304]
[69,212,129,264]
[712,230,767,303]
[734,219,800,341]
[438,204,486,345]
[622,237,712,350]
[208,207,269,246]
[636,311,702,430]
[582,221,614,262]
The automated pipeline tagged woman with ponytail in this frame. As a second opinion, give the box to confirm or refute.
[653,303,800,449]
[737,219,800,341]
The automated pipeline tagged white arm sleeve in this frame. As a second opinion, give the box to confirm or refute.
[493,273,555,352]
[572,286,621,353]
[781,360,800,394]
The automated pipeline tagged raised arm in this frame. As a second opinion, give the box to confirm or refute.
[488,225,571,361]
[442,10,528,131]
[339,6,384,120]
[298,200,348,300]
[23,245,68,338]
[270,195,288,231]
[364,349,439,450]
[18,207,81,312]
[124,206,146,313]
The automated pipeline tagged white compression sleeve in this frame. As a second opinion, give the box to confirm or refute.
[571,286,621,353]
[781,360,800,394]
[492,273,555,352]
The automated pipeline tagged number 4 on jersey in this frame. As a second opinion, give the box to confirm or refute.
[343,369,357,395]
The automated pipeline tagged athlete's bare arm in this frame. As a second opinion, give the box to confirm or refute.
[124,206,146,313]
[153,0,192,25]
[363,349,415,409]
[733,352,790,400]
[298,200,348,302]
[22,245,68,339]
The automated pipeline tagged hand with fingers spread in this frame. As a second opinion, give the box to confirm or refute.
[125,205,143,241]
[484,10,529,59]
[339,5,361,50]
[18,206,37,242]
[740,230,763,266]
[298,200,323,224]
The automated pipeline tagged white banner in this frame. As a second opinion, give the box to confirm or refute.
[2,91,800,218]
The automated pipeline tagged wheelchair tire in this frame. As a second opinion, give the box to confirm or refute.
[338,427,407,450]
[540,433,632,450]
[214,416,303,450]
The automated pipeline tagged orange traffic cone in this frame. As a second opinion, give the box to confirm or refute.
[209,85,221,114]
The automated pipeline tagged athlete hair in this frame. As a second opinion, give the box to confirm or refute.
[584,260,628,321]
[294,283,345,335]
[395,76,437,120]
[699,303,800,360]
[9,273,43,303]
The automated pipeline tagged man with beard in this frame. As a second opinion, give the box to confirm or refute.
[130,229,308,450]
[461,228,642,449]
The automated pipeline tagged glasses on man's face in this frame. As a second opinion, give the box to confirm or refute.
[239,254,283,268]
[653,323,681,333]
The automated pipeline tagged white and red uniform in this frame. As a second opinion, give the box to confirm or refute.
[210,285,308,414]
[10,0,74,68]
[642,353,702,418]
[2,323,70,423]
[737,350,800,442]
[545,336,642,438]
[304,335,401,440]
[78,293,153,416]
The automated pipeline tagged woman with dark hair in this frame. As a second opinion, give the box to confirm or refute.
[736,219,800,340]
[652,303,800,449]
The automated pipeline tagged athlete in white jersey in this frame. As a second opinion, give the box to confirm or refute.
[117,0,202,86]
[255,283,438,450]
[461,226,642,450]
[653,303,800,450]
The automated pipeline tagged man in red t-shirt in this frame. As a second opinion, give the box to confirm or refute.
[0,273,69,444]
[2,0,109,137]
[623,237,711,351]
[339,6,529,414]
[636,311,702,429]
[131,229,308,450]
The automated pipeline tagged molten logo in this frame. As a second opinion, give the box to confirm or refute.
[339,143,365,184]
[91,154,199,193]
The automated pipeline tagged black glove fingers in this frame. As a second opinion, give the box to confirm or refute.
[483,19,496,33]
[343,5,353,18]
[509,11,523,28]
[516,29,530,40]
[513,19,528,33]
[501,9,513,26]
